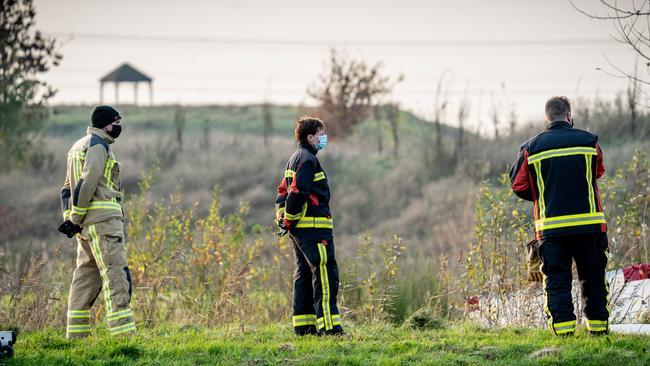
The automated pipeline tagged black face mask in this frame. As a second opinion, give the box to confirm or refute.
[108,125,122,139]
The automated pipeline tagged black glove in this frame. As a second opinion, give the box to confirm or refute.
[58,220,82,238]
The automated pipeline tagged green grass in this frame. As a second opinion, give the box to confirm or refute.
[4,323,648,365]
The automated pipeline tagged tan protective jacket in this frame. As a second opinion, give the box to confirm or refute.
[60,127,123,226]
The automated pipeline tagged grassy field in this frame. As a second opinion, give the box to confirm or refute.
[3,323,648,365]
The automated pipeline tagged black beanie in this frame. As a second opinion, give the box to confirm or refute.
[91,105,121,128]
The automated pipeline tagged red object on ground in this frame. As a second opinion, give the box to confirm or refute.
[622,263,650,283]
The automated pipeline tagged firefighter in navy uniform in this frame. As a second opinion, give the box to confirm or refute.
[509,96,609,336]
[275,117,344,336]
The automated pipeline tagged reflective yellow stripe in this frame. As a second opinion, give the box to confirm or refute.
[90,225,113,314]
[587,319,608,331]
[527,147,597,164]
[553,320,576,334]
[63,209,71,219]
[540,262,554,329]
[284,211,303,220]
[317,243,332,330]
[533,161,546,219]
[109,322,136,335]
[585,155,595,213]
[72,201,121,215]
[107,309,133,321]
[295,217,334,229]
[313,172,326,182]
[67,324,91,333]
[71,205,88,215]
[535,212,606,231]
[87,201,121,211]
[68,309,90,315]
[285,203,308,221]
[276,207,285,220]
[292,314,317,326]
[285,170,295,178]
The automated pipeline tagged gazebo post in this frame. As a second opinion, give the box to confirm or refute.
[149,81,153,106]
[114,82,119,105]
[134,82,138,106]
[99,82,104,104]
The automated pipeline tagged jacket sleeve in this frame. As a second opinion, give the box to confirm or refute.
[595,143,605,179]
[60,175,71,220]
[509,145,534,201]
[70,144,107,225]
[283,158,315,223]
[275,176,288,222]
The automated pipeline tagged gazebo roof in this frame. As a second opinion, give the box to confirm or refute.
[100,63,152,83]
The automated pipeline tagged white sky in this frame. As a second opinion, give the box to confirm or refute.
[34,0,640,133]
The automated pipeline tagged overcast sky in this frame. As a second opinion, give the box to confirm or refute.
[34,0,639,133]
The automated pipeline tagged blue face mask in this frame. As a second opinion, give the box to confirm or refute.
[315,134,328,150]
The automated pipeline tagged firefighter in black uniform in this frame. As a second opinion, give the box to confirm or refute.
[509,96,609,335]
[275,117,344,336]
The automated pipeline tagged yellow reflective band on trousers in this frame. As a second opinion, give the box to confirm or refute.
[295,217,334,229]
[587,319,608,332]
[552,320,576,334]
[317,314,341,329]
[67,324,91,333]
[107,309,133,322]
[89,225,113,314]
[527,147,597,165]
[292,314,317,327]
[285,169,295,178]
[540,261,554,329]
[67,309,90,319]
[535,212,606,231]
[317,243,333,330]
[109,322,136,335]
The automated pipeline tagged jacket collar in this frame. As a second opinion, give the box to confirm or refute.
[546,120,572,131]
[87,127,115,144]
[299,142,317,155]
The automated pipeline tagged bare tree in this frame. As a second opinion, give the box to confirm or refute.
[627,60,639,136]
[433,70,452,162]
[308,49,402,138]
[385,103,401,158]
[455,91,471,162]
[262,101,273,147]
[373,104,384,154]
[570,0,650,87]
[490,94,501,140]
[173,105,185,151]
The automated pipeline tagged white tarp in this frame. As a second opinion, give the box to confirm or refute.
[470,269,650,328]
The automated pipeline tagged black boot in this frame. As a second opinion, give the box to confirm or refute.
[294,325,318,336]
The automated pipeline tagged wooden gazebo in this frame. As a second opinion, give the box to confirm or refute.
[99,63,153,105]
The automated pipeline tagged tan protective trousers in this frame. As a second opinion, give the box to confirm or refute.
[66,218,135,338]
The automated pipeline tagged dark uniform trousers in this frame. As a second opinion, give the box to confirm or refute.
[539,232,610,334]
[290,233,342,334]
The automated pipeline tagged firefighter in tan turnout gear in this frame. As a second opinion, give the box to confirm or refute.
[58,105,135,338]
